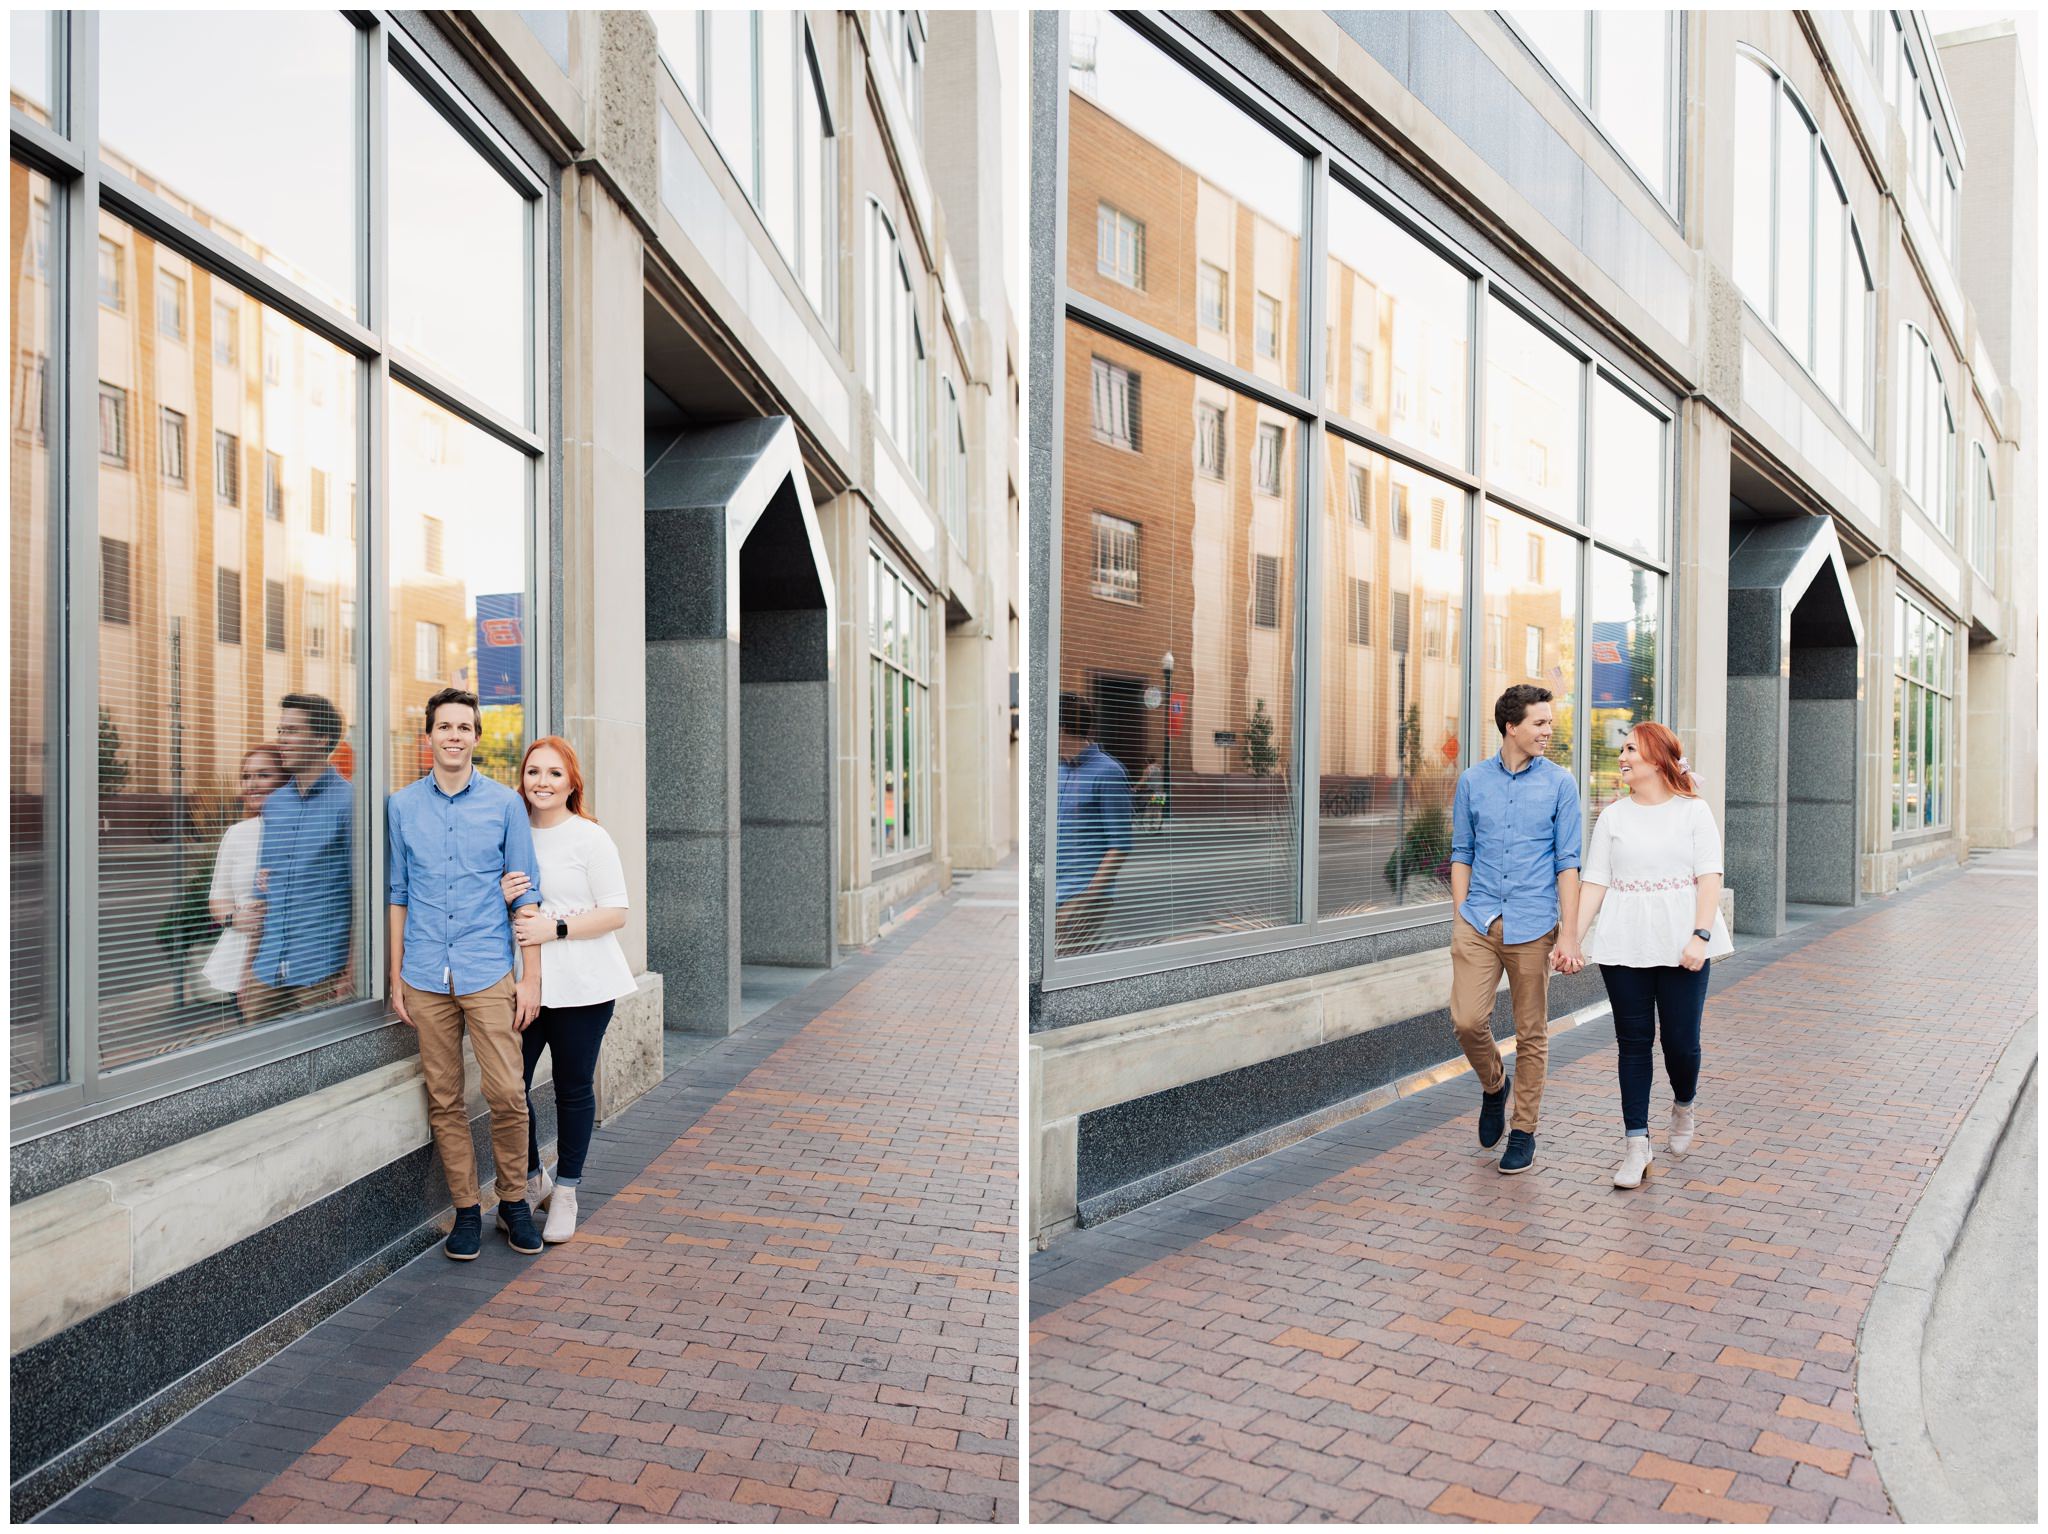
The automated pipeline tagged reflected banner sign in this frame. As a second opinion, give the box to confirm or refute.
[1590,621,1632,706]
[476,593,523,707]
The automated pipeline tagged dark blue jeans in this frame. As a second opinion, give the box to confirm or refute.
[1598,963,1708,1134]
[523,999,614,1183]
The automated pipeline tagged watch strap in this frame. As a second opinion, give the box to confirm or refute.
[1692,927,1713,942]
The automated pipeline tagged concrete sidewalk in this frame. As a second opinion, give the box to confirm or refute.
[1030,850,2035,1523]
[43,866,1020,1524]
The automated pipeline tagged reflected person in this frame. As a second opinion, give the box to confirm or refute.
[204,744,287,1023]
[250,693,355,1019]
[1055,692,1132,955]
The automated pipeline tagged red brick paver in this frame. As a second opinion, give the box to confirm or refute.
[1030,860,2034,1522]
[233,881,1018,1523]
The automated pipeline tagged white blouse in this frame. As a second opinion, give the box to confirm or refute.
[528,816,638,1008]
[1582,795,1735,969]
[202,817,265,995]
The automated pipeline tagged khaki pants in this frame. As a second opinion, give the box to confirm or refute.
[405,973,527,1209]
[1451,915,1556,1135]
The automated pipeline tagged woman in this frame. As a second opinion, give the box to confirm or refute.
[204,745,287,1023]
[499,737,636,1242]
[1570,722,1733,1188]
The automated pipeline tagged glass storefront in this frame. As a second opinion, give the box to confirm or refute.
[10,14,548,1132]
[1048,11,1670,978]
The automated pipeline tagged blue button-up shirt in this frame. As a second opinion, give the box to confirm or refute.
[1056,744,1134,903]
[1450,752,1582,944]
[253,766,354,987]
[386,768,540,996]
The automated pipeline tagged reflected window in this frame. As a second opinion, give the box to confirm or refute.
[1196,402,1225,478]
[1486,298,1579,520]
[1586,553,1662,819]
[160,408,187,486]
[1091,356,1139,452]
[157,273,186,340]
[1092,513,1141,605]
[100,538,132,626]
[1254,421,1284,496]
[1066,10,1307,387]
[98,384,129,465]
[1058,319,1300,956]
[98,236,124,309]
[1482,506,1577,770]
[389,384,526,791]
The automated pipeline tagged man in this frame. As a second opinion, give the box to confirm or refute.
[387,686,546,1258]
[1449,684,1584,1175]
[250,694,354,1018]
[1055,692,1132,955]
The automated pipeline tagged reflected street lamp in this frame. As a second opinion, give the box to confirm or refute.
[1161,650,1175,823]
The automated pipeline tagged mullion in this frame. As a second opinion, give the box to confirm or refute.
[1065,290,1315,423]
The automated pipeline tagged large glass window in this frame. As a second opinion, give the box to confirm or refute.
[1586,553,1661,819]
[867,202,927,479]
[1897,324,1955,536]
[1732,51,1874,438]
[12,21,546,1130]
[1892,591,1953,833]
[1327,187,1470,466]
[1506,11,1673,202]
[1970,442,1997,582]
[1051,13,1668,975]
[869,547,930,861]
[1318,443,1463,919]
[1057,320,1301,956]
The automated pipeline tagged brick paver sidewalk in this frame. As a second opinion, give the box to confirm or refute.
[1031,854,2035,1523]
[48,868,1018,1524]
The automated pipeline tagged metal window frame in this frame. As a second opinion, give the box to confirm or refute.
[1039,10,1675,992]
[10,10,554,1143]
[868,541,935,868]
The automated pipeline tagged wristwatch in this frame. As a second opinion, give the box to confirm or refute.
[1692,927,1713,943]
[555,916,569,941]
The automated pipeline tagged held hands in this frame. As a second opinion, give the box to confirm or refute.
[500,871,531,906]
[1551,939,1586,975]
[1679,936,1708,972]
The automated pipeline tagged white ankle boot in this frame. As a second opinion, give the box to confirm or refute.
[526,1164,554,1211]
[1613,1136,1654,1188]
[543,1185,578,1243]
[1669,1102,1697,1155]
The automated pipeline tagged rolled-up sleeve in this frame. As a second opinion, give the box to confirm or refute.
[1450,772,1474,866]
[1553,774,1583,872]
[503,803,543,909]
[385,795,409,906]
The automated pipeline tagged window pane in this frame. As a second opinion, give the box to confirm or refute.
[1066,11,1307,387]
[96,215,362,1074]
[761,12,797,264]
[1512,10,1587,100]
[799,32,833,322]
[1057,319,1300,956]
[390,384,528,793]
[1482,505,1577,769]
[1890,676,1903,831]
[11,11,50,125]
[1593,10,1668,197]
[1328,187,1471,465]
[1776,89,1812,357]
[1589,377,1662,559]
[1318,438,1464,919]
[1815,181,1845,406]
[706,9,757,198]
[1733,54,1774,307]
[11,162,61,1093]
[1845,226,1870,436]
[99,11,357,318]
[389,68,529,423]
[1587,552,1661,819]
[1486,298,1580,520]
[654,11,700,104]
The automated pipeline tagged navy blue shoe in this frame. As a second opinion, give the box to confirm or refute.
[1497,1129,1537,1175]
[496,1198,543,1254]
[1479,1071,1512,1149]
[444,1205,482,1260]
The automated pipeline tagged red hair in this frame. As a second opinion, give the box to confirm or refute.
[1626,721,1697,798]
[518,736,597,821]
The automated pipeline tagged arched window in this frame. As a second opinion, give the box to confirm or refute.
[1971,442,1997,581]
[1896,324,1956,538]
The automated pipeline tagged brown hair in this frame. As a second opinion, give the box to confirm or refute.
[518,736,596,821]
[1626,721,1697,798]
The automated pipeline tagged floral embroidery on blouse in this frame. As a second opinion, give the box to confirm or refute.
[1608,876,1697,893]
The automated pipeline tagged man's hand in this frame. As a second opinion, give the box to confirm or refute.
[390,974,414,1028]
[514,975,541,1032]
[1552,939,1586,975]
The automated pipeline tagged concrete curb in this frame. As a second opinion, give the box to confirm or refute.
[1859,1012,2037,1523]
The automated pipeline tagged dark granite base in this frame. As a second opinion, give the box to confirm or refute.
[1076,964,1605,1208]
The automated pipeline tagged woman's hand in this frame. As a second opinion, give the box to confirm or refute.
[512,906,555,946]
[231,900,265,936]
[500,871,531,906]
[1680,935,1708,972]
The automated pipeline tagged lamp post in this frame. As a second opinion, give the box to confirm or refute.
[1161,650,1175,823]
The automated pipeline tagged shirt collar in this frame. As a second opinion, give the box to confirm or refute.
[429,766,482,801]
[1492,751,1540,779]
